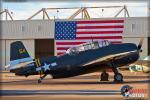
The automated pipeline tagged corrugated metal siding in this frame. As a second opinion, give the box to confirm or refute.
[123,17,148,37]
[5,40,35,65]
[0,40,6,70]
[1,20,54,39]
[1,17,148,39]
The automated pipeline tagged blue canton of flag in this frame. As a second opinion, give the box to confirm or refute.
[55,21,77,40]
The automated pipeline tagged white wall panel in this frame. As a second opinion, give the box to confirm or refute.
[123,17,148,37]
[1,17,148,39]
[1,20,54,39]
[0,40,6,69]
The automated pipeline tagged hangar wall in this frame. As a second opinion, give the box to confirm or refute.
[1,20,54,39]
[0,20,55,70]
[123,17,149,59]
[0,40,5,69]
[0,17,149,70]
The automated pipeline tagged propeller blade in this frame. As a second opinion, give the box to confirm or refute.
[138,38,144,50]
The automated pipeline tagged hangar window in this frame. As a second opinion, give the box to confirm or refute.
[38,25,41,31]
[21,26,25,32]
[131,23,135,32]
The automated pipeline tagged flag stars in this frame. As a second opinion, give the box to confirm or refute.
[55,21,76,40]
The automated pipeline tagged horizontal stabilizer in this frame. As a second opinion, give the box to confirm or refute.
[6,61,35,70]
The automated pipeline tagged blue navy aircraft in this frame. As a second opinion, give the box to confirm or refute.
[5,39,143,83]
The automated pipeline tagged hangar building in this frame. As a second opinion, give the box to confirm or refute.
[0,17,149,70]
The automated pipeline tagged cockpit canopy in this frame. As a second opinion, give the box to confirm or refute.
[66,40,110,55]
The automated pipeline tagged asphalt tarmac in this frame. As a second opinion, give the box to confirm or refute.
[0,71,150,100]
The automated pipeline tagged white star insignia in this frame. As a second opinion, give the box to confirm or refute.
[42,63,50,72]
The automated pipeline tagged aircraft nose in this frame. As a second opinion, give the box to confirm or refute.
[127,43,139,52]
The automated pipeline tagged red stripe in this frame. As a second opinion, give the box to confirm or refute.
[56,42,86,45]
[111,42,122,44]
[57,47,69,50]
[77,20,124,24]
[77,31,123,34]
[77,26,124,29]
[77,36,122,39]
[56,41,122,47]
[57,52,65,55]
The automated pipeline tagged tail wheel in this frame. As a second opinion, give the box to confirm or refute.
[114,73,123,82]
[38,79,42,83]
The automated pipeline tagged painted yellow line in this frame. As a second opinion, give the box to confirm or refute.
[35,59,39,67]
[37,58,43,75]
[35,58,41,75]
[37,58,41,66]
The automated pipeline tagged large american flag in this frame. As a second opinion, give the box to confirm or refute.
[55,20,124,55]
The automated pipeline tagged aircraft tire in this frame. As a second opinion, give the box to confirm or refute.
[100,72,109,81]
[38,79,42,83]
[114,73,123,82]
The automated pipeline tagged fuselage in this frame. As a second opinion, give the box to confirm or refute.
[10,43,139,78]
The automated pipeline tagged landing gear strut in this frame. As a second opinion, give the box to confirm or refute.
[112,68,123,82]
[38,74,47,83]
[100,70,109,81]
[100,61,124,82]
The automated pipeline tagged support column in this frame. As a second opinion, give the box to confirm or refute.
[148,37,150,55]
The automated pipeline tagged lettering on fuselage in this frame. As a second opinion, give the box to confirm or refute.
[19,48,26,54]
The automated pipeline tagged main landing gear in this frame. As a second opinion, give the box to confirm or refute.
[38,74,47,83]
[112,68,123,82]
[100,70,109,81]
[100,69,123,82]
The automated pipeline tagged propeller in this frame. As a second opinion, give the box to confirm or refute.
[137,38,144,51]
[136,38,144,67]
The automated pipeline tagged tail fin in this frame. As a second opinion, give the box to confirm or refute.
[5,41,34,74]
[10,41,33,66]
[10,41,31,61]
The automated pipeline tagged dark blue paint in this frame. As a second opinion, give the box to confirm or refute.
[10,41,139,78]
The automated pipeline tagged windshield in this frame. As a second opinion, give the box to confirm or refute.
[66,40,110,55]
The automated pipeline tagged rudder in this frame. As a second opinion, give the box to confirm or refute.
[10,41,31,61]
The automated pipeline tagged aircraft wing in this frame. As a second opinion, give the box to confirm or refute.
[82,51,136,66]
[81,51,150,73]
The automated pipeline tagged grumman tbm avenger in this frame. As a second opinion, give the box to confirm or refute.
[5,39,143,83]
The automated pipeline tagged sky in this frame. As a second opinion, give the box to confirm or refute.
[1,1,149,20]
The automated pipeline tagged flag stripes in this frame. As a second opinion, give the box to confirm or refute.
[55,20,124,55]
